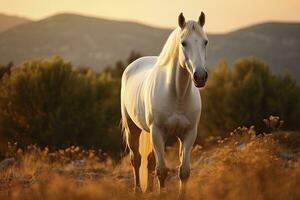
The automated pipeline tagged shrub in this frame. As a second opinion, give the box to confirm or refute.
[199,57,300,140]
[0,56,122,157]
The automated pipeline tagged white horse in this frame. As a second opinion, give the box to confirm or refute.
[121,12,208,197]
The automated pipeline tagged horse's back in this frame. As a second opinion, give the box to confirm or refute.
[122,56,157,83]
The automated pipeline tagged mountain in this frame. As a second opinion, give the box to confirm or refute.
[0,13,170,71]
[0,13,299,79]
[0,13,31,32]
[208,22,300,76]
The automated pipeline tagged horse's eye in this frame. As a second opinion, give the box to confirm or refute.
[204,40,208,46]
[181,41,187,47]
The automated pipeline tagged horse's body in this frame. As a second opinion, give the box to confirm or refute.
[121,13,208,198]
[122,56,201,133]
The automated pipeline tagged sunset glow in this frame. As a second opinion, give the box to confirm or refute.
[0,0,300,33]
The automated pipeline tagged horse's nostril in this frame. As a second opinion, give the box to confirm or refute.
[193,72,198,81]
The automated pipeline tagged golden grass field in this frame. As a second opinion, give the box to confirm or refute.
[0,124,300,200]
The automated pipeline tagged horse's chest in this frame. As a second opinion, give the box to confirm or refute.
[158,112,191,134]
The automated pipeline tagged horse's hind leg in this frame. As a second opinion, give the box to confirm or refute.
[146,151,156,192]
[125,117,142,193]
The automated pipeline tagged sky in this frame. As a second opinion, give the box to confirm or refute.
[1,0,300,33]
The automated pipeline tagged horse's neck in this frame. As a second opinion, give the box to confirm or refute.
[165,58,192,100]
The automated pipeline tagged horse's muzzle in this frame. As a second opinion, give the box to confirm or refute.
[193,71,208,88]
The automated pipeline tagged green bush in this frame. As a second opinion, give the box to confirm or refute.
[0,56,122,156]
[200,57,300,140]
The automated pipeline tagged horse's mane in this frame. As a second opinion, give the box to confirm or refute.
[157,21,204,67]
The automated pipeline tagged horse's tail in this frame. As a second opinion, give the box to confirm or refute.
[120,75,129,149]
[139,130,152,192]
[120,105,129,152]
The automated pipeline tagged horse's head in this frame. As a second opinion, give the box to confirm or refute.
[177,12,208,88]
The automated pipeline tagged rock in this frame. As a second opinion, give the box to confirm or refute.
[0,157,16,170]
[279,151,294,160]
[70,159,86,168]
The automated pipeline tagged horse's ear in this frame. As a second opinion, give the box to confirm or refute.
[198,12,205,27]
[178,13,186,29]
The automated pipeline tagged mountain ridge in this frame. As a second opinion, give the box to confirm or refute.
[0,13,299,79]
[0,13,31,32]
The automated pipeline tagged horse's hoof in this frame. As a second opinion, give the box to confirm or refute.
[158,187,168,195]
[134,187,143,196]
[145,186,154,193]
[178,193,186,200]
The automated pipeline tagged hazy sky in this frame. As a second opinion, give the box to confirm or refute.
[1,0,300,33]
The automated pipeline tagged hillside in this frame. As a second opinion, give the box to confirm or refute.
[0,13,299,79]
[0,13,31,32]
[209,22,300,75]
[0,13,170,71]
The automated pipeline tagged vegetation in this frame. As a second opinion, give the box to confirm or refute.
[200,58,300,142]
[0,55,299,158]
[0,54,299,199]
[0,58,112,158]
[0,124,300,200]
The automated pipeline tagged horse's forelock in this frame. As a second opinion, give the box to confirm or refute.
[157,21,205,67]
[181,21,204,37]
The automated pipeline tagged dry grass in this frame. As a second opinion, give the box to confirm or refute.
[0,126,300,200]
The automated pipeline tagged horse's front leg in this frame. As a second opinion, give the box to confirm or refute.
[178,128,197,199]
[150,125,168,191]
